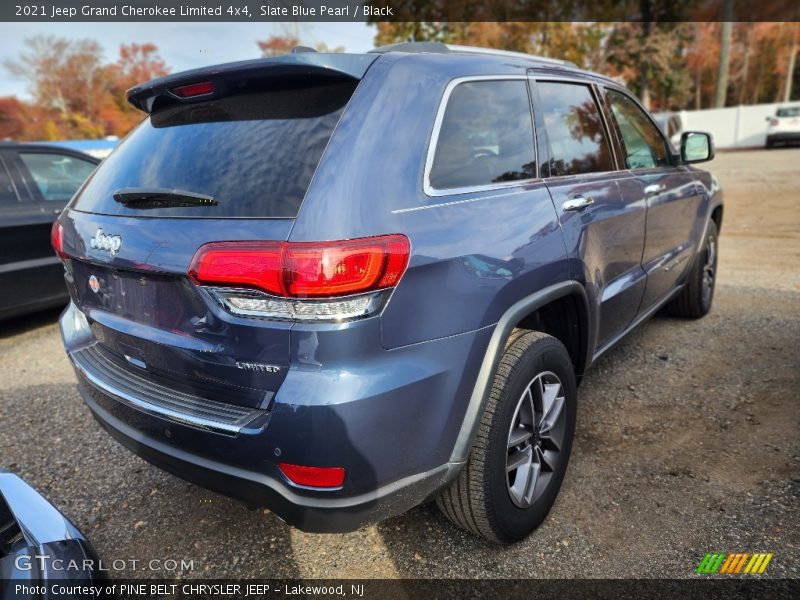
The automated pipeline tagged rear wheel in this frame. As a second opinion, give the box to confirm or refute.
[436,330,576,543]
[666,220,718,319]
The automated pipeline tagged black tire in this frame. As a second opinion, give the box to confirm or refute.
[436,330,577,543]
[666,220,718,319]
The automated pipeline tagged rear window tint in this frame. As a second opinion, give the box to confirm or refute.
[71,81,356,218]
[429,80,536,190]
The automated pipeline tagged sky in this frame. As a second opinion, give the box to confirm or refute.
[0,22,376,98]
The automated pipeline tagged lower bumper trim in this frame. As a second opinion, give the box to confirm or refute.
[71,343,267,436]
[77,383,461,533]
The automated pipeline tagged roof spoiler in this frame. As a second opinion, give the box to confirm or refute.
[127,53,377,113]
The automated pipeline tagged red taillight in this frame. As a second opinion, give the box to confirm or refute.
[172,81,214,98]
[189,235,410,298]
[51,221,66,259]
[279,463,345,488]
[769,118,779,127]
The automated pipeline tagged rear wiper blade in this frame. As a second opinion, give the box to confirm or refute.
[113,188,218,209]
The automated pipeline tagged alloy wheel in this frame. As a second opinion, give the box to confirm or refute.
[506,371,566,508]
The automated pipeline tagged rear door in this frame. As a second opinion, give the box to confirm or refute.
[62,79,357,409]
[602,88,703,312]
[532,78,647,350]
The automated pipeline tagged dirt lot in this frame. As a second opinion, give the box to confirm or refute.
[1,149,798,579]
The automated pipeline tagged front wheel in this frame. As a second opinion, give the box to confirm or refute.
[436,330,577,543]
[666,220,718,319]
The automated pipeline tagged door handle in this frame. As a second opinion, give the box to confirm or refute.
[644,183,666,195]
[562,196,594,211]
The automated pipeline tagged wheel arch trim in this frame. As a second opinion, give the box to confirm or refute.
[449,280,589,464]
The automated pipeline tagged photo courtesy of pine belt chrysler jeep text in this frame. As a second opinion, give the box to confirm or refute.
[54,42,722,543]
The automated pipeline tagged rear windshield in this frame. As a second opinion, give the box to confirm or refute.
[776,107,800,117]
[71,81,356,218]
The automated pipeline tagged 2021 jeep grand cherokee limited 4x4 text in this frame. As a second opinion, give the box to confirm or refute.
[54,43,722,543]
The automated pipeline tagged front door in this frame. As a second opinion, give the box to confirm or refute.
[602,88,704,312]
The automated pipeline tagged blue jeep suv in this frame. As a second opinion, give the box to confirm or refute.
[55,43,722,543]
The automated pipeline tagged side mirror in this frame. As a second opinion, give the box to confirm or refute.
[681,131,714,164]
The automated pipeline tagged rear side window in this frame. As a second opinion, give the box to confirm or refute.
[0,160,17,203]
[19,153,96,202]
[538,82,614,176]
[606,89,670,169]
[429,80,536,191]
[72,81,356,218]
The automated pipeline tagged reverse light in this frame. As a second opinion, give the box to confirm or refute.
[172,81,215,98]
[51,221,66,259]
[278,463,345,489]
[209,289,381,321]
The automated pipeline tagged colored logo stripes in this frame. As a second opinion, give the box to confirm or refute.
[696,552,773,574]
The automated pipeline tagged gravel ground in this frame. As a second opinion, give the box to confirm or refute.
[1,149,798,579]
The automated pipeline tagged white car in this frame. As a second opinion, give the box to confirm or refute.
[766,106,800,148]
[655,113,684,149]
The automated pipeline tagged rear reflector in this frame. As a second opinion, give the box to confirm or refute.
[189,235,410,298]
[279,463,345,488]
[172,81,215,98]
[51,221,66,259]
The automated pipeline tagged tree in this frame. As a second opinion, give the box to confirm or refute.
[372,22,607,70]
[256,33,344,56]
[0,97,27,140]
[314,41,345,53]
[686,23,720,109]
[782,23,798,102]
[605,22,693,111]
[257,34,299,57]
[714,0,734,107]
[5,36,113,125]
[107,43,169,133]
[4,36,170,140]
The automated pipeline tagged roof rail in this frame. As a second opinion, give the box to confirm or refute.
[370,41,450,54]
[446,45,578,69]
[370,41,578,69]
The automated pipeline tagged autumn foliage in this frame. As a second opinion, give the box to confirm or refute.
[374,21,800,112]
[1,36,169,141]
[2,24,797,143]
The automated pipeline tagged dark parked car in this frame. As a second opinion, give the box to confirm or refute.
[0,143,98,320]
[55,43,722,543]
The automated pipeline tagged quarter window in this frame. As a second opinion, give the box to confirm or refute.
[429,80,536,190]
[606,90,670,169]
[538,82,614,176]
[19,152,96,202]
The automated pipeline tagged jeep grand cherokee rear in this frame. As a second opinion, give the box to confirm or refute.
[56,45,721,543]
